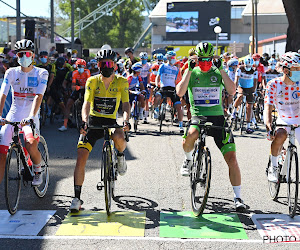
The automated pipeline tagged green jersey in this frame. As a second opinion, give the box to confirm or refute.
[187,67,224,116]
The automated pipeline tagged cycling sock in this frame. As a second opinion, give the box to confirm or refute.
[140,107,144,115]
[63,119,68,128]
[74,185,82,200]
[179,121,183,128]
[233,185,241,199]
[228,103,232,109]
[155,107,159,112]
[184,150,193,161]
[271,155,278,167]
[33,162,42,173]
[233,107,237,114]
[247,123,251,129]
[145,111,149,117]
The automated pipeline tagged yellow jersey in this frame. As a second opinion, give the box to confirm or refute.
[85,74,129,119]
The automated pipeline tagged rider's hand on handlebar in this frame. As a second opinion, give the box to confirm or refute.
[123,121,131,132]
[80,122,88,135]
[0,117,6,126]
[20,116,34,126]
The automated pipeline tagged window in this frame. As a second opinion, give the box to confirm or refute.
[231,6,245,19]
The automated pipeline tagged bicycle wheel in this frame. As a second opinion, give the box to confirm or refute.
[5,145,22,215]
[267,155,281,200]
[103,145,113,215]
[191,145,212,216]
[34,136,50,198]
[40,99,47,127]
[74,100,82,133]
[240,104,246,135]
[287,150,299,218]
[159,104,165,133]
[171,107,174,126]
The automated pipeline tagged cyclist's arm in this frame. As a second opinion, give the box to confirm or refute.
[234,76,239,90]
[0,93,7,117]
[176,70,191,97]
[81,101,90,123]
[264,104,273,132]
[28,94,43,117]
[122,102,130,122]
[220,69,235,95]
[155,74,161,88]
[47,72,54,89]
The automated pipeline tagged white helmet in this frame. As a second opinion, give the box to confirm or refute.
[279,52,300,68]
[15,39,34,52]
[139,52,148,59]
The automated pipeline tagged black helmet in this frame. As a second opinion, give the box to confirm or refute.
[39,51,48,56]
[15,39,34,52]
[56,57,66,68]
[96,49,117,62]
[124,47,134,54]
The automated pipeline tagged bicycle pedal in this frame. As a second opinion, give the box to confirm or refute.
[96,182,104,191]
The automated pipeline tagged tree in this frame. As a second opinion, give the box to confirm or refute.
[282,0,300,52]
[55,0,147,48]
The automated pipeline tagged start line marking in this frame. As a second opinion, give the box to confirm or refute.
[0,235,264,243]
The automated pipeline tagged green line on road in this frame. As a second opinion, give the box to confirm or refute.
[160,212,248,239]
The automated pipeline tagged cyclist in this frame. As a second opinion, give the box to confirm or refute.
[0,39,48,186]
[252,53,266,89]
[156,53,164,65]
[264,52,300,182]
[139,52,151,123]
[222,52,231,72]
[127,62,146,120]
[154,50,184,133]
[225,58,239,114]
[69,48,130,212]
[89,59,99,76]
[176,42,246,211]
[265,58,281,83]
[232,56,258,134]
[124,47,140,75]
[59,59,90,131]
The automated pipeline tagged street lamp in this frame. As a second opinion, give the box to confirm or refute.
[76,7,81,39]
[214,26,222,56]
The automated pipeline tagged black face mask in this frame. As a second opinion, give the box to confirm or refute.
[100,67,114,78]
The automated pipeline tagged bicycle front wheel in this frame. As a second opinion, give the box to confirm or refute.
[74,100,82,133]
[191,146,212,216]
[34,136,50,198]
[240,104,246,135]
[5,145,22,215]
[287,150,299,218]
[159,104,165,133]
[103,145,113,215]
[267,155,281,200]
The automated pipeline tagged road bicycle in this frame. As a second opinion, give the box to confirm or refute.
[73,90,84,133]
[90,124,128,216]
[159,89,176,133]
[130,90,144,133]
[188,118,231,216]
[253,89,264,124]
[267,123,299,218]
[4,120,49,215]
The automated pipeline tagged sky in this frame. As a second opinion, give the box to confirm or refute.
[0,0,51,18]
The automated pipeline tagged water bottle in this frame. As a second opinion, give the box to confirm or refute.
[23,147,33,167]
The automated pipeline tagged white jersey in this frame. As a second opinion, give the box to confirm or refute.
[1,66,48,122]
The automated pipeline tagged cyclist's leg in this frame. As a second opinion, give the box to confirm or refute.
[61,91,77,129]
[245,87,255,133]
[232,87,243,116]
[0,124,13,184]
[171,90,183,130]
[112,127,127,175]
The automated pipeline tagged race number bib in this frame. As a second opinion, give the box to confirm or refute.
[192,87,220,107]
[94,97,117,115]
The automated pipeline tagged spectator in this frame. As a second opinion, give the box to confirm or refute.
[49,46,56,57]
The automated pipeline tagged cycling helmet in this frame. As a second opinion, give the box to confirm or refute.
[90,59,97,65]
[152,54,157,60]
[227,58,239,67]
[268,58,277,66]
[223,52,230,58]
[76,59,86,67]
[196,42,214,57]
[132,62,142,72]
[56,57,66,68]
[151,64,160,71]
[163,55,167,61]
[39,51,48,56]
[15,39,34,52]
[252,53,261,60]
[139,52,148,59]
[96,49,117,62]
[70,57,77,65]
[279,52,300,68]
[166,50,176,58]
[188,48,196,56]
[157,53,164,61]
[124,47,134,54]
[244,56,254,68]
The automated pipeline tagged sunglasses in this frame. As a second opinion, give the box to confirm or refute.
[99,61,114,68]
[77,65,85,68]
[17,51,33,58]
[40,55,48,58]
[198,57,212,62]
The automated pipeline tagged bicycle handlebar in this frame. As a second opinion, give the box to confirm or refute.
[88,124,129,142]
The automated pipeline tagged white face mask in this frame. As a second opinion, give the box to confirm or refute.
[153,71,158,75]
[18,56,33,68]
[254,61,259,66]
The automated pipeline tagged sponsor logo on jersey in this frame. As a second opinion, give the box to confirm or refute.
[4,78,8,85]
[28,77,38,87]
[292,91,300,100]
[14,78,20,85]
[210,76,218,83]
[41,79,47,85]
[108,87,118,95]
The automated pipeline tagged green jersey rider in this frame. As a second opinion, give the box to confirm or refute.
[176,42,246,212]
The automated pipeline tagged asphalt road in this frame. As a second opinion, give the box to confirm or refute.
[0,113,299,249]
